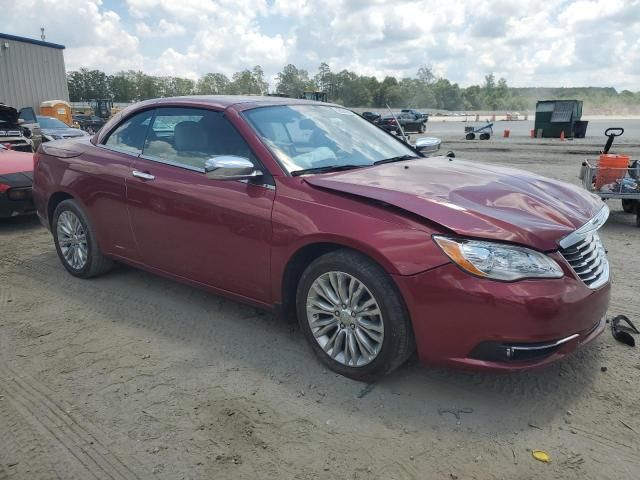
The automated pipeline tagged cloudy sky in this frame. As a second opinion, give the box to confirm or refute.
[3,0,640,90]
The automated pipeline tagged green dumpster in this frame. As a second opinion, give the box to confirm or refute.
[534,100,584,138]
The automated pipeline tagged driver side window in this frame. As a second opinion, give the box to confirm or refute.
[141,107,255,170]
[103,110,154,155]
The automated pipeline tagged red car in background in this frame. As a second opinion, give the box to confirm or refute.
[0,144,35,218]
[33,96,610,381]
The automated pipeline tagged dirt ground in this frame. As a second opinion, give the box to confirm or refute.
[1,125,639,480]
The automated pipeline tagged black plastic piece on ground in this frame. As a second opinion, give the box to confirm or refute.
[611,315,638,347]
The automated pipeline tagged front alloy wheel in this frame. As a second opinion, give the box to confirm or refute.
[306,271,384,367]
[297,250,415,381]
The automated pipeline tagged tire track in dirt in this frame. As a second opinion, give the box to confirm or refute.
[0,385,61,480]
[4,253,276,353]
[0,358,143,480]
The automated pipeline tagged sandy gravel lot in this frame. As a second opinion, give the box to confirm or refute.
[1,123,639,479]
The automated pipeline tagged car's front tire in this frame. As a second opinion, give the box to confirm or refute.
[296,250,415,381]
[52,199,113,278]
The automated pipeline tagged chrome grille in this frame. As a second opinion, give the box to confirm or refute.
[560,230,609,289]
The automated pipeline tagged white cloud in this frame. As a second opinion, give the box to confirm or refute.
[1,0,639,90]
[136,19,186,37]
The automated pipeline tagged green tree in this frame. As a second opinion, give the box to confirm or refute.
[252,66,269,95]
[197,73,230,94]
[109,71,137,102]
[228,68,265,95]
[463,85,483,110]
[276,64,312,98]
[314,62,333,96]
[67,70,86,101]
[134,71,160,100]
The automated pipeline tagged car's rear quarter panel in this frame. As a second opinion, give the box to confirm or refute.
[34,140,140,261]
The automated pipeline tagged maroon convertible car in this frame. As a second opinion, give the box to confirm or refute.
[33,96,610,381]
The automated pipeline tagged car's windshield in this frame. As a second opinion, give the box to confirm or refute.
[243,105,416,174]
[37,116,69,129]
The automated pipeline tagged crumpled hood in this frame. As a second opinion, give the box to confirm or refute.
[304,157,604,251]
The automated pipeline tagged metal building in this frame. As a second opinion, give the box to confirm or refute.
[0,32,69,111]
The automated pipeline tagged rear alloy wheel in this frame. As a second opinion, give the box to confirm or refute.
[53,199,113,278]
[57,211,88,270]
[297,250,415,381]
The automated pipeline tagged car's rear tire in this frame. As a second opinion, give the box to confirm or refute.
[52,199,113,278]
[296,250,415,382]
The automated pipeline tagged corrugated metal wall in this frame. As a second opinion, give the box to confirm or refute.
[0,38,69,110]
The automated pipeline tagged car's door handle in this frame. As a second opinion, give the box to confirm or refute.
[132,170,155,181]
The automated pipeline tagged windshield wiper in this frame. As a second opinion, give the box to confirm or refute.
[291,164,366,176]
[373,155,419,165]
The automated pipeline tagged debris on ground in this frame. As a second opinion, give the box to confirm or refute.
[610,315,639,347]
[438,408,474,425]
[532,450,551,463]
[357,383,376,399]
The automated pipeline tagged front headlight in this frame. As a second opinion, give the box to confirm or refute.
[433,236,564,281]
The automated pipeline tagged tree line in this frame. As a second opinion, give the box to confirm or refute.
[67,63,640,112]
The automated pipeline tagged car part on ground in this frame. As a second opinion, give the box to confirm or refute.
[610,314,639,347]
[33,95,611,380]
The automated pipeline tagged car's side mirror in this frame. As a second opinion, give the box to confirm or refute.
[415,137,441,155]
[204,156,263,181]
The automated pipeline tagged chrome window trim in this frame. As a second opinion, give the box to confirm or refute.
[559,205,609,249]
[98,144,142,158]
[138,154,206,173]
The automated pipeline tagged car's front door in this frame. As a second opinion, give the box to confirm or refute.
[125,107,275,304]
